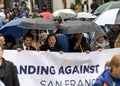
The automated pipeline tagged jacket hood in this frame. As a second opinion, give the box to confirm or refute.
[19,13,28,18]
[94,29,107,41]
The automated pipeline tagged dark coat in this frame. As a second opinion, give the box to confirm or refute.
[82,4,89,12]
[106,29,120,48]
[40,44,61,52]
[0,58,20,86]
[12,44,36,50]
[69,37,91,52]
[90,2,98,13]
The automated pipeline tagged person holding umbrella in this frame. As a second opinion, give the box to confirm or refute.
[69,33,91,52]
[106,25,120,48]
[90,29,110,51]
[93,54,120,86]
[26,29,41,51]
[9,7,20,20]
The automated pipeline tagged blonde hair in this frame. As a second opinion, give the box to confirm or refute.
[106,54,120,67]
[106,61,111,67]
[114,34,120,48]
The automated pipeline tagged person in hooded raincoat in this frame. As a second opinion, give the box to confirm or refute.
[90,29,110,51]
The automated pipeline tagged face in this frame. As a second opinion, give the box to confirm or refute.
[14,9,18,13]
[74,33,82,41]
[92,0,95,3]
[111,65,120,78]
[30,30,37,38]
[6,13,10,18]
[6,43,12,48]
[29,15,33,19]
[0,47,3,59]
[0,36,5,46]
[23,37,33,47]
[54,19,61,24]
[97,36,105,44]
[48,36,56,48]
[111,25,120,31]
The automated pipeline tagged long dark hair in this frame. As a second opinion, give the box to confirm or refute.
[44,33,59,47]
[27,29,39,41]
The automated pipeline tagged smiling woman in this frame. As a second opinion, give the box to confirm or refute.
[40,33,61,52]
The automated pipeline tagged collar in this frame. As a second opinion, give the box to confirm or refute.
[0,58,5,68]
[23,43,29,50]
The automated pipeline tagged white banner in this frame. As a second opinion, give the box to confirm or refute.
[3,48,120,86]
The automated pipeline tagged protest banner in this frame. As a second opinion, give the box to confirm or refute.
[3,48,120,86]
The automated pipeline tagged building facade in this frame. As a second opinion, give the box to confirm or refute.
[3,0,112,13]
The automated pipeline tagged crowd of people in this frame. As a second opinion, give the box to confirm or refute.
[0,24,120,53]
[0,0,119,53]
[75,0,98,13]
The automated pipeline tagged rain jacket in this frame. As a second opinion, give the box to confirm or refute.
[90,29,110,51]
[93,69,120,86]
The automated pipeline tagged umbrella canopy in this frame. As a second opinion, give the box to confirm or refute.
[50,9,77,20]
[94,1,120,15]
[94,8,120,25]
[0,18,31,29]
[0,18,30,38]
[40,12,52,19]
[76,12,96,19]
[18,18,58,30]
[60,20,98,34]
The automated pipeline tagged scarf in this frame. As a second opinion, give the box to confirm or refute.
[95,40,109,49]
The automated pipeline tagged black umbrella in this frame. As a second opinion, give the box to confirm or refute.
[60,20,99,34]
[18,18,58,30]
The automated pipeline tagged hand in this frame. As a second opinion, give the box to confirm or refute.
[59,51,64,54]
[16,48,22,51]
[74,42,79,49]
[98,48,103,52]
[85,50,90,54]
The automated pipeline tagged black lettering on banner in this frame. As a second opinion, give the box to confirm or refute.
[15,65,99,75]
[40,79,96,86]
